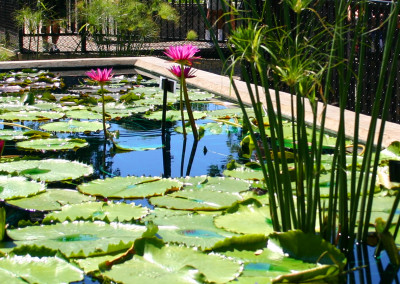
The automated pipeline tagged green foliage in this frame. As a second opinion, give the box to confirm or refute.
[77,0,179,55]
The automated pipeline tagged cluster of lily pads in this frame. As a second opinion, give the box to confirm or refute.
[0,69,398,283]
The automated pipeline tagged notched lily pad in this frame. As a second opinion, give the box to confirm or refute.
[144,110,206,121]
[0,111,65,121]
[43,201,150,223]
[6,188,96,211]
[0,176,45,201]
[40,120,107,133]
[0,255,84,283]
[78,176,182,198]
[150,189,242,211]
[16,138,89,152]
[0,159,93,182]
[7,221,146,257]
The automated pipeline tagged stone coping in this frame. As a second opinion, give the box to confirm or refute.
[1,56,399,148]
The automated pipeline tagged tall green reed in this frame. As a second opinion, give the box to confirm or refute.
[197,0,400,253]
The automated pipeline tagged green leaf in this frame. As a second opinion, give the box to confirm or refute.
[0,255,84,283]
[16,138,89,152]
[7,221,146,257]
[78,176,182,198]
[6,188,96,211]
[144,110,206,121]
[150,189,243,211]
[102,243,241,284]
[184,176,251,193]
[0,111,65,121]
[0,176,45,201]
[0,207,5,241]
[0,159,93,182]
[214,202,274,235]
[40,120,107,133]
[269,230,346,267]
[43,201,150,223]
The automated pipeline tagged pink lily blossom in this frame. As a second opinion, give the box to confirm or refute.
[86,68,113,84]
[168,65,197,78]
[164,44,200,66]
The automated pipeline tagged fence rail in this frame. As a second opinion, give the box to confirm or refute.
[0,0,399,124]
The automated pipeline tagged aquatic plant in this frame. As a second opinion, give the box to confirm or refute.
[165,44,201,140]
[86,68,113,139]
[198,0,400,266]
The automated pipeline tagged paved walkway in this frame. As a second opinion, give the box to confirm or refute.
[0,56,399,148]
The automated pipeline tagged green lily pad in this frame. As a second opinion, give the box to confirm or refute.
[0,255,84,283]
[154,213,237,249]
[65,109,103,120]
[223,248,317,282]
[214,202,273,235]
[40,120,107,133]
[0,129,29,141]
[268,230,346,266]
[150,189,242,211]
[144,110,206,121]
[102,242,241,284]
[0,111,65,121]
[223,166,265,181]
[6,188,96,211]
[184,176,251,193]
[43,201,150,223]
[7,221,146,257]
[187,90,215,101]
[16,138,89,152]
[0,176,45,201]
[78,176,182,198]
[0,159,93,182]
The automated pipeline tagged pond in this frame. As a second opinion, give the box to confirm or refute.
[0,67,398,283]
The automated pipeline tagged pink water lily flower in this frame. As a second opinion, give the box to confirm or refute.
[86,68,113,84]
[164,44,200,66]
[168,65,197,78]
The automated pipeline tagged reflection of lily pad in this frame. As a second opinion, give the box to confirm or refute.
[6,188,96,211]
[40,120,107,133]
[7,221,146,257]
[0,255,84,283]
[0,176,45,201]
[16,138,89,152]
[78,176,182,198]
[0,159,93,182]
[150,189,242,211]
[43,201,150,223]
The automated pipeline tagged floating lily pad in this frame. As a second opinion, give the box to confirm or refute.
[223,248,317,282]
[40,120,107,133]
[144,110,207,121]
[7,221,146,257]
[0,255,84,284]
[223,166,265,181]
[154,213,237,249]
[268,230,346,266]
[150,189,242,211]
[0,111,65,121]
[214,201,273,235]
[6,188,96,211]
[43,201,150,223]
[0,158,93,182]
[0,176,45,201]
[102,242,242,284]
[184,176,250,194]
[187,90,215,101]
[78,176,182,198]
[16,138,89,152]
[65,109,103,120]
[0,129,29,141]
